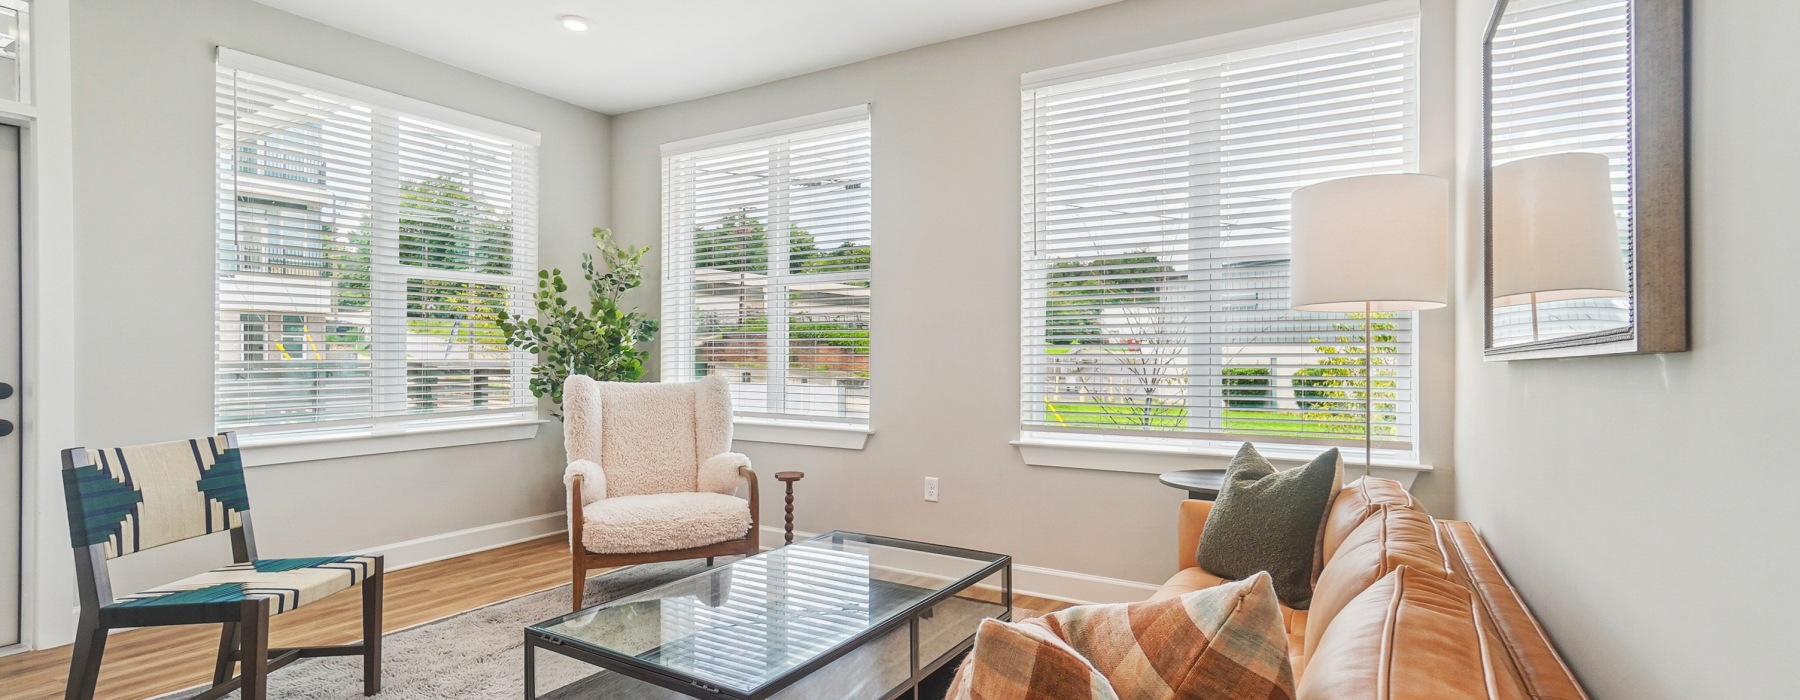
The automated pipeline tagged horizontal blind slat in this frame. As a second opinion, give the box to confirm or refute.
[216,57,538,432]
[662,114,873,425]
[1023,17,1420,451]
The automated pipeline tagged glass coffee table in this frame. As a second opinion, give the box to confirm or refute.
[525,531,1011,700]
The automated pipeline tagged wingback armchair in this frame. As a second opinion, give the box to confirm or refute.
[563,375,759,610]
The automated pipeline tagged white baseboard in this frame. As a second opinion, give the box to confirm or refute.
[1010,563,1160,605]
[363,512,565,571]
[757,526,1158,606]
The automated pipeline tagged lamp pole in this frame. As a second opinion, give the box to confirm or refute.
[1363,301,1373,478]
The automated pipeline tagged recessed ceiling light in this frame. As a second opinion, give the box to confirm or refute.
[559,15,590,32]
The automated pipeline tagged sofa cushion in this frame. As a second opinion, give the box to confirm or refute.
[1196,444,1342,609]
[1035,571,1296,700]
[1297,566,1506,700]
[1304,505,1451,655]
[1321,477,1424,568]
[947,618,1119,700]
[578,492,751,554]
[1149,566,1230,602]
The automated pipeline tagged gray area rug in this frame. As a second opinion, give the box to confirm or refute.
[153,559,720,700]
[152,558,981,699]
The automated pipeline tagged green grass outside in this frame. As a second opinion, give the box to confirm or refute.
[1044,401,1394,439]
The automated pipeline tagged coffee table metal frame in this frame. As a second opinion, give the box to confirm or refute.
[524,531,1012,700]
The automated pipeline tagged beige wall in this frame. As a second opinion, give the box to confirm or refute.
[63,0,607,604]
[1451,0,1799,697]
[610,0,1458,590]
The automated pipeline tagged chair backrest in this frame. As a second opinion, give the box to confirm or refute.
[564,375,733,498]
[61,433,251,561]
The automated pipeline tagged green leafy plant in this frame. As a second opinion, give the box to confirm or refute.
[495,228,658,415]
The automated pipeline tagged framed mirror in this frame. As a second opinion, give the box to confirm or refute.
[1483,0,1688,358]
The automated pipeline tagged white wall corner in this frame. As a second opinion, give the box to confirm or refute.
[20,0,80,652]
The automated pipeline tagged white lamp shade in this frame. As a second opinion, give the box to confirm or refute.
[1491,152,1629,305]
[1289,174,1450,313]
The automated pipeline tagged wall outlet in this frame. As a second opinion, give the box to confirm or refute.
[924,477,939,502]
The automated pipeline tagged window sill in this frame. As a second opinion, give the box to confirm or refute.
[239,418,546,467]
[733,418,871,450]
[1013,436,1433,488]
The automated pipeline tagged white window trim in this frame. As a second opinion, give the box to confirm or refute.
[1016,1,1427,470]
[1020,0,1416,90]
[733,417,872,450]
[214,48,541,444]
[1013,434,1432,488]
[239,415,545,467]
[217,48,540,146]
[660,105,869,158]
[660,105,875,430]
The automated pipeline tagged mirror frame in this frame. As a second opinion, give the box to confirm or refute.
[1482,0,1690,359]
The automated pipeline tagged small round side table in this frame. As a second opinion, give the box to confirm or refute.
[774,471,805,545]
[1157,469,1227,501]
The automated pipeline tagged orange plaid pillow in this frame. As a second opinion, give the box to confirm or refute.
[949,617,1120,700]
[950,572,1294,700]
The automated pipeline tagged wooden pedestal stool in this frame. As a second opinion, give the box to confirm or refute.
[775,471,805,545]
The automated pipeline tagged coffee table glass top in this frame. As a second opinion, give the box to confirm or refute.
[530,531,1008,696]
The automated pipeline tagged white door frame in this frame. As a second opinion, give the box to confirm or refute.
[2,0,78,654]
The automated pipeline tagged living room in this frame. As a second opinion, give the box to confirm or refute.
[0,0,1785,698]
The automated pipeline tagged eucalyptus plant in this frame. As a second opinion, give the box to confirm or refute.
[496,228,658,415]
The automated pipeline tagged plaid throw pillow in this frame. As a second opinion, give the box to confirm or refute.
[951,572,1295,700]
[949,617,1120,700]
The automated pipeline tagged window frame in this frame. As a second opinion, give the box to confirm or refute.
[213,49,543,460]
[1016,1,1428,466]
[658,106,875,446]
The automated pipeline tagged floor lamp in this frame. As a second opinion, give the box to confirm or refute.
[1491,152,1629,340]
[1288,174,1450,477]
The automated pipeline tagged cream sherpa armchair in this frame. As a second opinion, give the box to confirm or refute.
[562,375,759,610]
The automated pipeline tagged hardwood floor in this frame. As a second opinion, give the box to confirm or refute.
[0,535,1074,700]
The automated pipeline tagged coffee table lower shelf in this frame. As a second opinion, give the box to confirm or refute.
[526,610,1001,700]
[524,532,1012,700]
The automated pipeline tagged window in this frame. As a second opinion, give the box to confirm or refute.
[214,49,539,437]
[1488,0,1631,345]
[1020,9,1422,458]
[660,107,872,428]
[0,0,31,104]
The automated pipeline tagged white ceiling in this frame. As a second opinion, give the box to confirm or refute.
[251,0,1125,114]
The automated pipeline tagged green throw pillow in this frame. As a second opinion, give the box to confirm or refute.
[1195,443,1342,609]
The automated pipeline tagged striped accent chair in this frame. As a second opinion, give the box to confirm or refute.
[59,432,384,700]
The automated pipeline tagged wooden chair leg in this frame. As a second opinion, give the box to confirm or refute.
[571,549,587,612]
[212,622,240,687]
[239,599,271,700]
[363,557,385,696]
[63,618,106,700]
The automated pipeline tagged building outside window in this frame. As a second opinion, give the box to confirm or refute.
[214,49,539,438]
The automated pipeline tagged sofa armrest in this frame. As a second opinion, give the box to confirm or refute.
[1177,499,1214,571]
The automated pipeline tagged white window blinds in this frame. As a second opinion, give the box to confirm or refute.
[1021,15,1422,455]
[661,108,872,425]
[215,49,539,435]
[1488,0,1631,345]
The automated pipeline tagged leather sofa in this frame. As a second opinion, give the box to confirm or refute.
[1156,477,1589,699]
